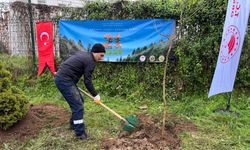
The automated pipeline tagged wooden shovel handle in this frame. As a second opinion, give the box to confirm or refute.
[78,88,128,123]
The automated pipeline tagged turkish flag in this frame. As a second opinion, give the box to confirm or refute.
[36,21,56,76]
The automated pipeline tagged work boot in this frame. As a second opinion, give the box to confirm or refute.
[69,118,74,130]
[69,124,74,130]
[76,133,95,140]
[76,134,88,140]
[76,135,87,140]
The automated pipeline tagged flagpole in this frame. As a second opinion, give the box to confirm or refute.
[225,92,232,111]
[214,92,239,117]
[28,0,36,72]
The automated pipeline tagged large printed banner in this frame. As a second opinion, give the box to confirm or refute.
[59,19,175,62]
[208,0,250,97]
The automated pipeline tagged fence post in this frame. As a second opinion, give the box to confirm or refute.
[28,0,36,72]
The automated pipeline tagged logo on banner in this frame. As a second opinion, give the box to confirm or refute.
[103,34,122,48]
[220,25,240,63]
[158,55,165,62]
[149,55,155,62]
[140,55,146,62]
[40,32,50,46]
[103,34,122,55]
[231,0,240,17]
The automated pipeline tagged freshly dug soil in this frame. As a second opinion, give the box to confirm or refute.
[0,104,70,144]
[101,114,197,150]
[0,104,196,150]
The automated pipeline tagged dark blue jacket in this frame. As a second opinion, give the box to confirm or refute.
[56,51,98,96]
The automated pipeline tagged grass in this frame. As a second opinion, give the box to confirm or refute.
[1,54,250,150]
[172,95,250,150]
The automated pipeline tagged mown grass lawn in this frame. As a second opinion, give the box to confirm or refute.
[2,90,250,150]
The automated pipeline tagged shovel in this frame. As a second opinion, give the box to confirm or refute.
[78,88,139,132]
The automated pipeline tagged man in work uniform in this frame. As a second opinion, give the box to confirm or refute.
[54,43,105,140]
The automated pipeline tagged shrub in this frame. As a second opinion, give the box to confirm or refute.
[0,63,29,130]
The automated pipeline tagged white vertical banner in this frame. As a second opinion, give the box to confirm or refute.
[208,0,250,97]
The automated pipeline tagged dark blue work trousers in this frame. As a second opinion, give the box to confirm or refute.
[54,75,86,136]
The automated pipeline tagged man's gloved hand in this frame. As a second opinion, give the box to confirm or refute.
[94,94,101,105]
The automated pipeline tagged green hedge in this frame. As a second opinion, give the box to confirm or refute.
[56,0,249,99]
[93,62,165,101]
[6,0,248,101]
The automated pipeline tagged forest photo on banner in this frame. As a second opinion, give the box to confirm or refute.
[59,19,175,62]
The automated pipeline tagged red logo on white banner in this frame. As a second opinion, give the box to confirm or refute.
[220,25,240,63]
[231,0,240,17]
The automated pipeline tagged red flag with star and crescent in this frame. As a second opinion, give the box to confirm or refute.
[36,21,56,76]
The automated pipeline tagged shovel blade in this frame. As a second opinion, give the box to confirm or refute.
[123,115,139,132]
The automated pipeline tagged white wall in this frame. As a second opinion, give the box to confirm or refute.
[1,0,138,7]
[57,0,84,7]
[0,0,10,2]
[1,0,85,7]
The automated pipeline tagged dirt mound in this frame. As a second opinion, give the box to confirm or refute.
[0,104,70,144]
[101,114,196,150]
[0,104,196,149]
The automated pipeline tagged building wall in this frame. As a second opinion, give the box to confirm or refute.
[7,0,85,7]
[9,6,30,55]
[2,0,135,7]
[0,1,63,55]
[0,1,85,55]
[0,2,9,53]
[0,17,9,52]
[0,0,10,2]
[0,0,138,55]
